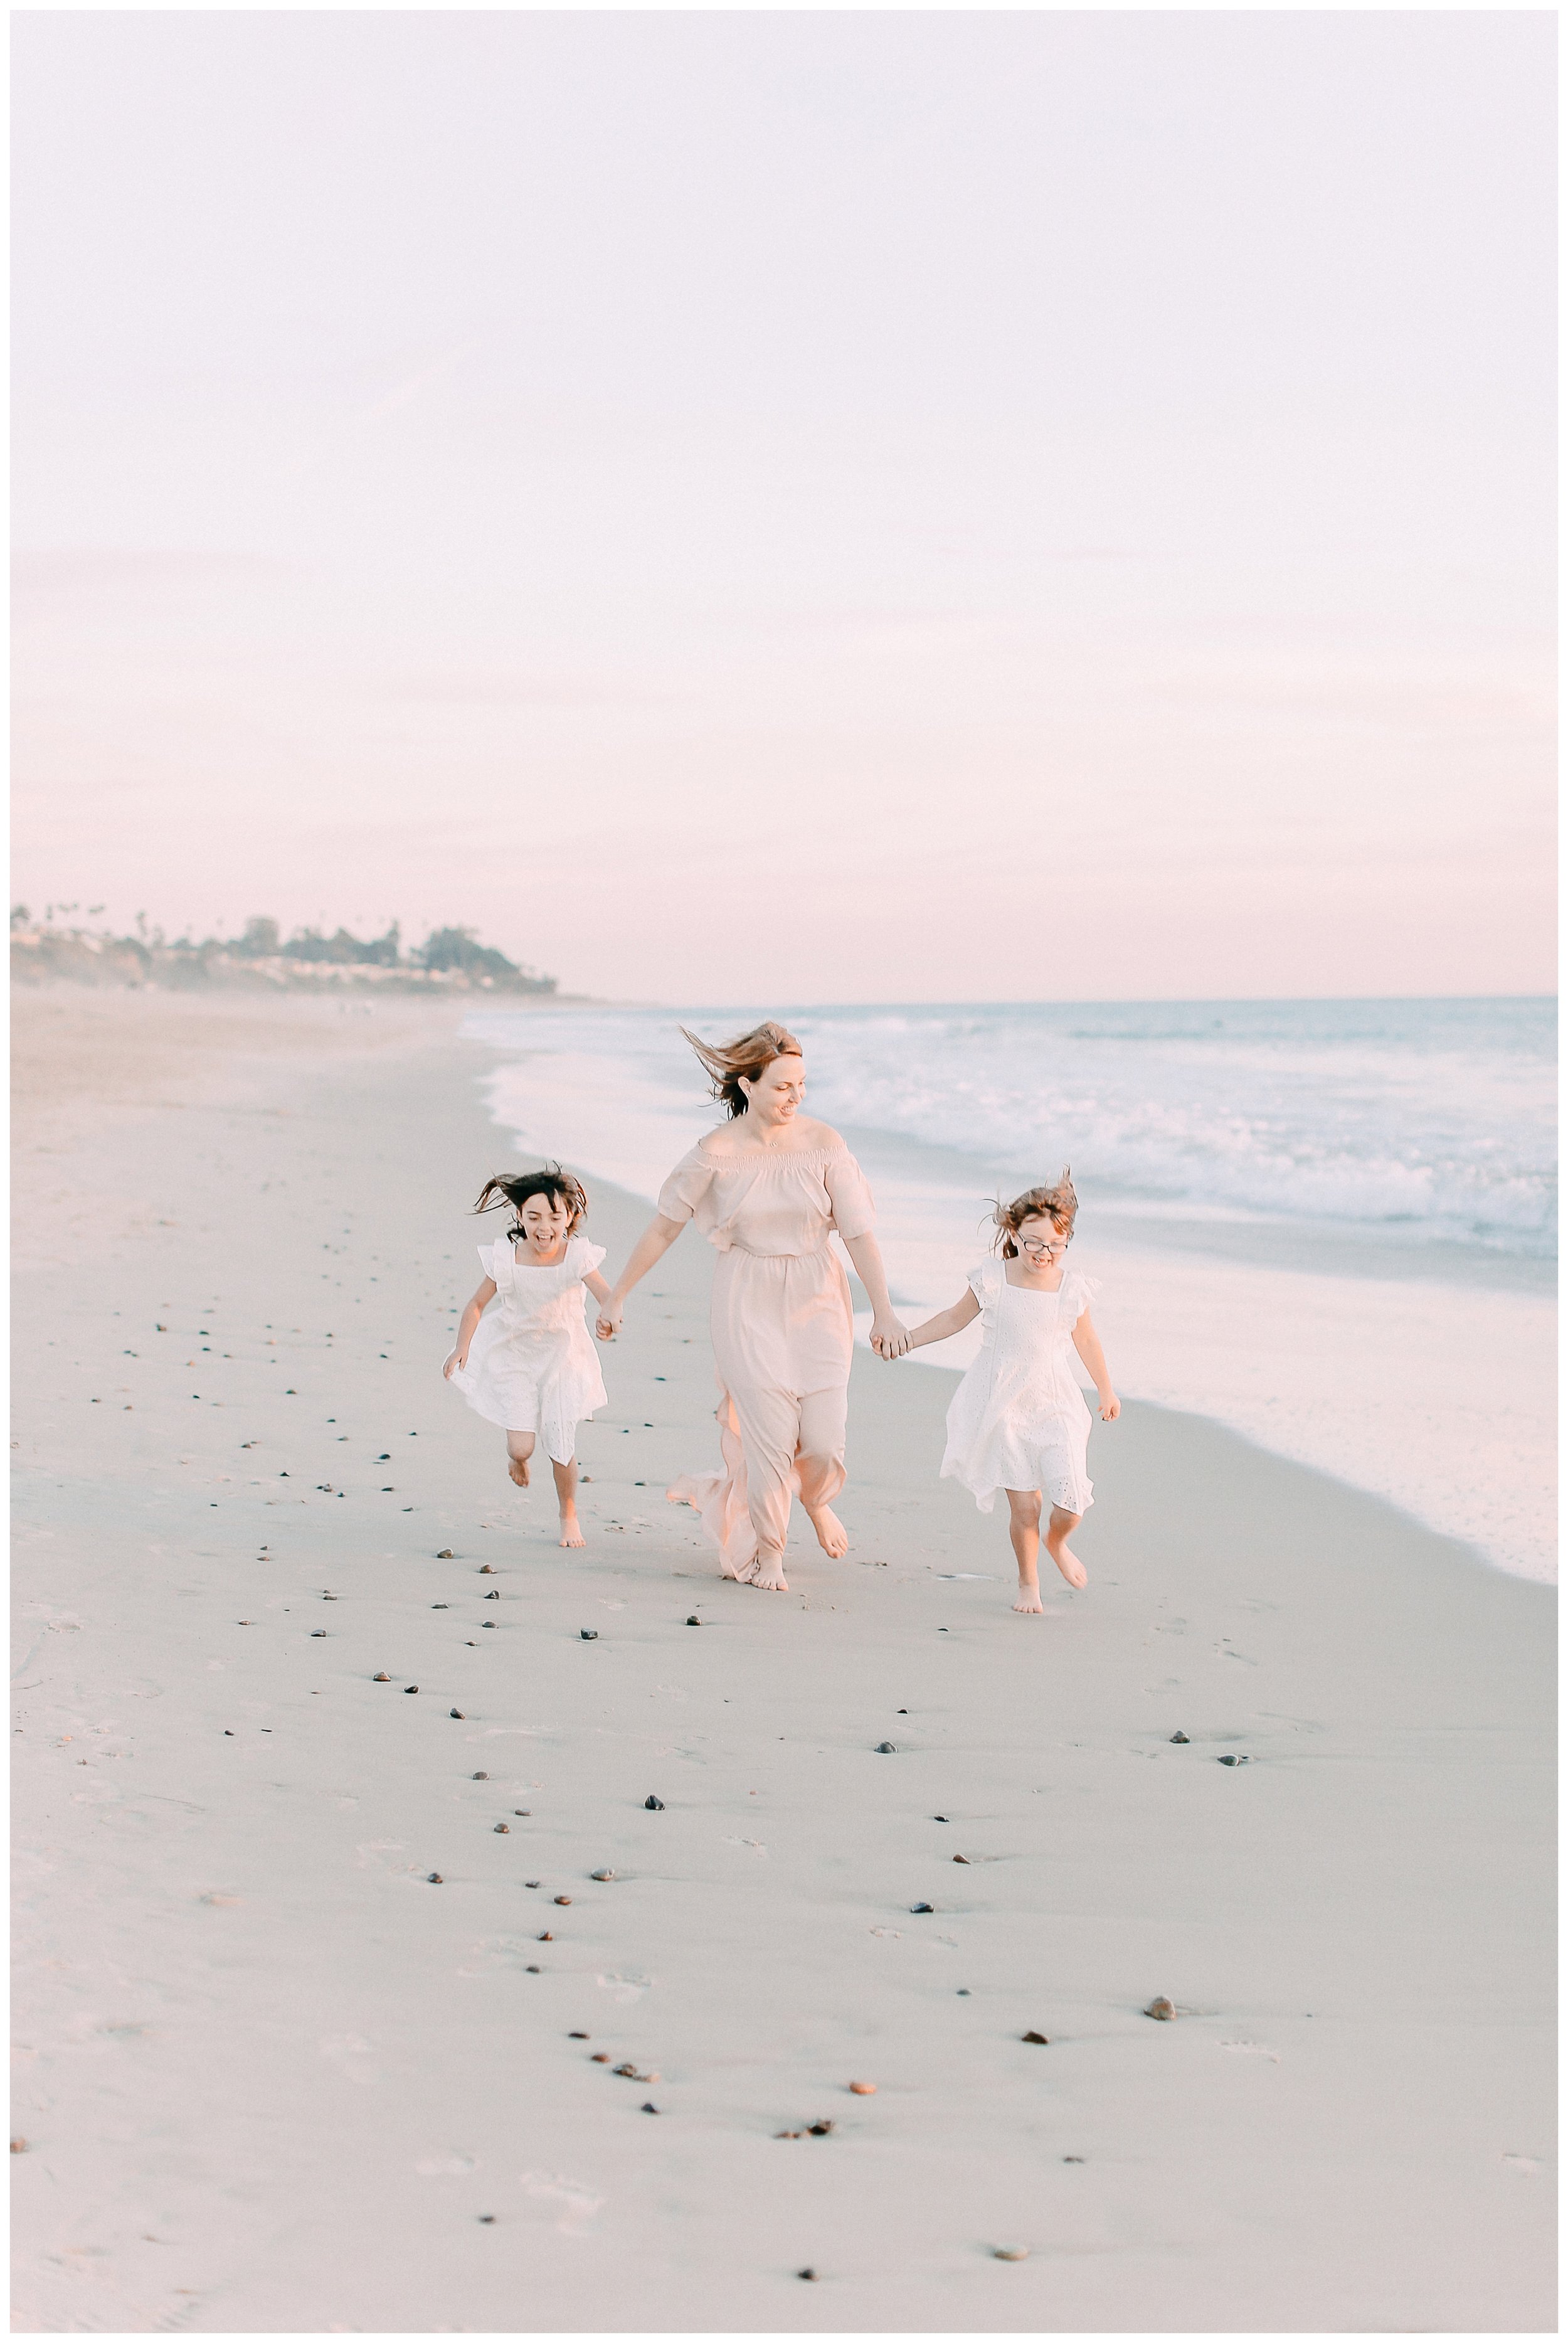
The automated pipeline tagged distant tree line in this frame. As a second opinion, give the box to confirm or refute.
[10,906,556,994]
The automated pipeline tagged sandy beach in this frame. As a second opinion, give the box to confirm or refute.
[11,986,1555,2333]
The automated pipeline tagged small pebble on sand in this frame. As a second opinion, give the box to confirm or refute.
[645,1795,665,1810]
[641,2103,658,2113]
[568,2031,590,2039]
[373,1672,390,1682]
[538,1931,553,1942]
[910,1901,935,1914]
[436,1549,454,1559]
[875,1741,896,1753]
[1022,2031,1049,2044]
[1145,1996,1177,2021]
[10,2138,26,2154]
[1218,1753,1251,1766]
[484,1590,499,1601]
[494,1824,510,1834]
[478,2214,494,2223]
[848,2080,876,2095]
[590,1869,615,1881]
[686,1616,702,1627]
[450,1709,466,1719]
[993,2246,1029,2261]
[1170,1730,1190,1743]
[798,2268,818,2281]
[591,2053,610,2064]
[472,1770,489,1780]
[807,2121,835,2137]
[428,1873,443,1884]
[479,1563,495,1573]
[404,1686,418,1694]
[953,1853,970,1863]
[580,1629,598,1641]
[554,1895,573,1906]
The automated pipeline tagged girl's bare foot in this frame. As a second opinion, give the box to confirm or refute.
[507,1454,531,1488]
[1013,1583,1044,1613]
[749,1548,790,1591]
[804,1504,849,1559]
[1048,1541,1087,1589]
[558,1510,585,1549]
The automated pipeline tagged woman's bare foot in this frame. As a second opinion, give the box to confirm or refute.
[1047,1541,1087,1589]
[558,1510,585,1549]
[507,1454,531,1488]
[1013,1583,1044,1613]
[804,1504,849,1559]
[749,1548,790,1591]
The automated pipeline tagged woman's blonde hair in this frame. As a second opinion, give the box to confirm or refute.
[992,1169,1077,1258]
[681,1020,803,1120]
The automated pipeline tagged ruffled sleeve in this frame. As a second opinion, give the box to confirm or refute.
[657,1144,717,1225]
[823,1148,876,1240]
[966,1259,1003,1307]
[484,1238,514,1292]
[569,1238,607,1278]
[1063,1269,1101,1323]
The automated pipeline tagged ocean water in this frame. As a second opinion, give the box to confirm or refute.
[463,998,1557,1581]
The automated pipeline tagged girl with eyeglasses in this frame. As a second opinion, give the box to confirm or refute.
[894,1172,1120,1611]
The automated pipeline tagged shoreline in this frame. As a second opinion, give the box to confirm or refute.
[12,984,1555,2333]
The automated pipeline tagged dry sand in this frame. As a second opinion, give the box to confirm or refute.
[11,986,1556,2333]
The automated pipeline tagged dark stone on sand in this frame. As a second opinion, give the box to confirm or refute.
[641,2103,658,2113]
[910,1902,935,1913]
[484,1590,499,1600]
[953,1853,970,1863]
[479,1563,495,1573]
[482,1622,495,1629]
[1145,1996,1177,2021]
[472,1770,489,1780]
[956,1989,970,1995]
[590,1869,615,1881]
[554,1895,572,1905]
[373,1673,390,1682]
[645,1795,664,1809]
[1170,1730,1190,1743]
[687,1616,702,1627]
[525,1964,540,1974]
[404,1686,418,1694]
[580,1629,598,1640]
[514,1809,529,1815]
[1063,2155,1085,2162]
[310,1630,326,1637]
[1022,2031,1049,2044]
[431,1603,447,1610]
[224,1729,234,1736]
[807,2120,835,2136]
[568,2031,589,2039]
[1218,1753,1251,1765]
[798,2268,818,2281]
[933,1815,949,1822]
[436,1549,454,1559]
[495,1824,510,1834]
[876,1742,896,1753]
[591,2053,610,2063]
[450,1709,466,1719]
[428,1873,443,1884]
[478,2214,494,2223]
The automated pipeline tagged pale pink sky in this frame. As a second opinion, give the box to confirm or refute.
[12,11,1555,1001]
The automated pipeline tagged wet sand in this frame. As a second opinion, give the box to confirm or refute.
[11,986,1555,2332]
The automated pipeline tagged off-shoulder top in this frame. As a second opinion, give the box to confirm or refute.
[657,1136,876,1257]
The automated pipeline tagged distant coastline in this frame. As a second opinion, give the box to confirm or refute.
[9,908,556,996]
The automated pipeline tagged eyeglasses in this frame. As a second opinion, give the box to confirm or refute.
[1017,1235,1066,1258]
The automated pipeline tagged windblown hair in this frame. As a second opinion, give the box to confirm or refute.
[472,1162,588,1238]
[681,1020,803,1120]
[992,1169,1078,1258]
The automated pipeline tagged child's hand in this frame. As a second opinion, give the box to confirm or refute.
[595,1305,622,1342]
[1098,1390,1121,1421]
[444,1349,468,1379]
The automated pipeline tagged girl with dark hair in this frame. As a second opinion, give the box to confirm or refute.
[596,1023,909,1592]
[894,1172,1120,1610]
[444,1166,612,1548]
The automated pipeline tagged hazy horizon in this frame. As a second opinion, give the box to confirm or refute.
[13,11,1555,1003]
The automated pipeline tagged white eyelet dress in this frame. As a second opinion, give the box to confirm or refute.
[445,1234,608,1462]
[656,1135,878,1578]
[941,1261,1100,1515]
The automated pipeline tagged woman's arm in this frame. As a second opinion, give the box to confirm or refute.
[445,1278,497,1375]
[900,1286,982,1353]
[595,1214,686,1339]
[1071,1312,1121,1420]
[840,1231,911,1359]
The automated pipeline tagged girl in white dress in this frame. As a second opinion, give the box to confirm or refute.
[443,1167,612,1549]
[901,1174,1120,1612]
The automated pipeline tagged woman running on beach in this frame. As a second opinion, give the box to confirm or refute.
[896,1173,1120,1611]
[444,1166,612,1549]
[595,1023,909,1591]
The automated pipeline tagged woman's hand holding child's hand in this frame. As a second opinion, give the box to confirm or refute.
[595,1305,622,1342]
[870,1314,911,1361]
